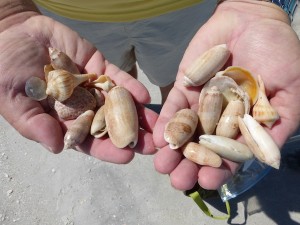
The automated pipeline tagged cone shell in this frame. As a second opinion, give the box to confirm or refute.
[105,86,139,148]
[216,66,259,106]
[46,69,97,102]
[164,108,198,149]
[49,47,80,74]
[238,114,281,169]
[252,76,279,128]
[199,135,253,163]
[183,44,230,87]
[90,105,107,138]
[182,142,222,167]
[48,86,96,120]
[216,99,245,139]
[198,86,223,134]
[64,110,95,149]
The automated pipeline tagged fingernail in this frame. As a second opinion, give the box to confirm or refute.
[41,143,54,153]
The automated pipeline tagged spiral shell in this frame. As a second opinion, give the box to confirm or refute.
[85,75,116,92]
[90,105,107,138]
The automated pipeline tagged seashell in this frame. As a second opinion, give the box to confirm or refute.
[238,114,281,169]
[216,66,259,106]
[164,108,198,149]
[90,105,107,138]
[183,44,230,87]
[64,110,95,149]
[182,142,222,167]
[199,76,250,114]
[105,86,139,148]
[252,75,279,128]
[25,76,47,101]
[48,86,96,120]
[44,64,54,82]
[216,99,245,139]
[46,69,97,102]
[48,47,80,74]
[88,88,106,108]
[199,134,254,163]
[85,75,116,92]
[198,86,223,134]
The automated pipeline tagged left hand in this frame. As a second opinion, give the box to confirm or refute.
[153,0,300,190]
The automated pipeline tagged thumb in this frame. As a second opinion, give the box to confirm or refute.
[1,95,64,153]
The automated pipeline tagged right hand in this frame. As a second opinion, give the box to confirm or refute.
[0,11,158,163]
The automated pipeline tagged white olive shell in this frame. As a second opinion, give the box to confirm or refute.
[105,86,139,148]
[164,108,198,149]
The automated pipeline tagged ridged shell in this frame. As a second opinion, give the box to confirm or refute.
[182,142,222,167]
[64,110,95,149]
[216,99,245,139]
[48,86,96,120]
[46,69,97,102]
[198,86,223,134]
[238,114,281,169]
[252,75,279,128]
[183,44,230,87]
[216,66,259,106]
[164,108,198,149]
[105,86,139,148]
[90,105,107,138]
[199,135,254,163]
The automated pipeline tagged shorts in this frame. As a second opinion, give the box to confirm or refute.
[38,0,217,87]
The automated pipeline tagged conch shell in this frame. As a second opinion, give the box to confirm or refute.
[198,86,223,134]
[252,75,279,128]
[46,69,97,102]
[238,114,281,169]
[64,110,95,149]
[182,142,222,167]
[164,108,198,149]
[199,135,253,163]
[90,105,107,138]
[183,44,230,87]
[105,86,139,148]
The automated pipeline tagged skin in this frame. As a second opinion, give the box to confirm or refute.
[0,0,158,163]
[153,0,300,190]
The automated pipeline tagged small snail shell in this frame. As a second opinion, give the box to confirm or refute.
[46,69,97,102]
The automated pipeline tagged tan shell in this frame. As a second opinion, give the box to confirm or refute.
[216,66,259,106]
[46,69,97,102]
[182,142,222,167]
[85,75,116,92]
[25,76,47,101]
[49,47,80,74]
[90,105,107,138]
[164,108,198,149]
[48,86,97,120]
[198,86,223,134]
[88,88,106,108]
[183,44,230,87]
[216,99,245,139]
[105,86,139,148]
[238,114,281,169]
[44,64,54,82]
[199,76,250,114]
[199,135,253,163]
[252,75,279,128]
[64,110,95,149]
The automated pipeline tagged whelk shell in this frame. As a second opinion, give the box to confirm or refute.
[46,69,97,102]
[199,134,253,163]
[164,108,198,149]
[183,44,230,87]
[198,86,223,134]
[64,110,95,149]
[238,114,281,169]
[216,66,259,106]
[105,86,139,148]
[25,76,47,101]
[90,105,107,138]
[182,142,222,167]
[252,75,279,128]
[216,99,245,139]
[49,47,80,74]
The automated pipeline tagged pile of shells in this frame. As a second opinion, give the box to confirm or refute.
[164,44,281,169]
[25,47,139,149]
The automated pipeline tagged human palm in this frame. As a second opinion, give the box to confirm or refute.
[154,1,300,190]
[0,14,157,163]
